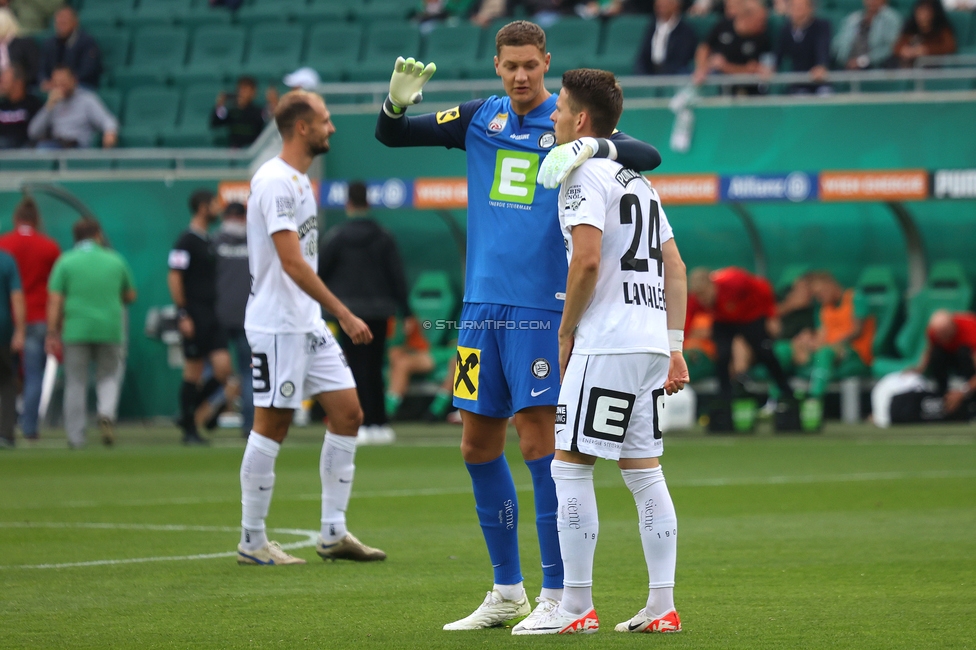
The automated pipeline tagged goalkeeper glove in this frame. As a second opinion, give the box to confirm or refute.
[384,56,437,118]
[537,137,618,189]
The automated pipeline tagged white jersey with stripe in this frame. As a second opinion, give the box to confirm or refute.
[558,158,674,356]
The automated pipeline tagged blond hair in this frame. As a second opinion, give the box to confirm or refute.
[0,9,21,41]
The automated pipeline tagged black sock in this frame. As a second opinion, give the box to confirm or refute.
[196,377,222,407]
[179,381,199,432]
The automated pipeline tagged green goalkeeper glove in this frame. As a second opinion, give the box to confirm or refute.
[536,137,604,189]
[384,56,437,117]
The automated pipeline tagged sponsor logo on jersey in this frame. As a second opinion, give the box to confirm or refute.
[280,381,295,398]
[615,168,643,188]
[489,150,539,205]
[436,106,460,124]
[487,112,508,135]
[583,387,636,443]
[454,346,481,400]
[563,184,586,211]
[275,196,295,220]
[556,405,567,424]
[509,133,530,140]
[297,215,317,238]
[538,132,556,149]
[622,281,668,311]
[531,358,551,379]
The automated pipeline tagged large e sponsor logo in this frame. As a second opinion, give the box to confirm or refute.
[721,172,816,202]
[933,169,976,199]
[489,150,539,205]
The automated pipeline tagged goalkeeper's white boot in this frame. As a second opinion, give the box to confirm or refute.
[443,589,531,630]
[511,604,599,635]
[236,541,306,565]
[614,608,682,633]
[510,596,559,634]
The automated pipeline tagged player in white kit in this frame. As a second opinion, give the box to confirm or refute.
[511,70,689,635]
[236,90,386,565]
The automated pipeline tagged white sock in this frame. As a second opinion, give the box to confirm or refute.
[551,460,598,616]
[320,431,357,543]
[622,466,677,617]
[240,432,280,551]
[540,587,563,602]
[494,582,525,601]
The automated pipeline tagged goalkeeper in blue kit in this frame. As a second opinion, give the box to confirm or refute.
[375,21,662,632]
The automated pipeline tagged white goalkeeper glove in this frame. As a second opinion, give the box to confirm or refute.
[537,137,608,189]
[384,56,436,117]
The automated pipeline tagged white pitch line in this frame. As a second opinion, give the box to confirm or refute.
[0,523,318,570]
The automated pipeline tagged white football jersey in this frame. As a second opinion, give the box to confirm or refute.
[558,158,674,356]
[244,156,322,334]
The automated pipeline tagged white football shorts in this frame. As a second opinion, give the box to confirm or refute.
[556,352,670,461]
[247,322,356,410]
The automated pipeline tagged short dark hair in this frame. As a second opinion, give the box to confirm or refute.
[561,69,623,138]
[72,218,101,243]
[496,20,546,55]
[274,90,319,138]
[347,181,368,209]
[189,188,215,214]
[236,75,257,89]
[223,202,246,218]
[12,196,40,227]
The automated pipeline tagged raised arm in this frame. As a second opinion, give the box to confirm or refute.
[609,132,662,172]
[376,97,483,149]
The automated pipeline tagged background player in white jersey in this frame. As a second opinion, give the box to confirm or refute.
[236,90,386,565]
[512,70,689,635]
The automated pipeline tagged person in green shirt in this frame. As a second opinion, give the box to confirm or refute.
[0,249,25,448]
[46,218,136,449]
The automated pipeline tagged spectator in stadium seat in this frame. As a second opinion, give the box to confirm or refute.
[27,65,117,148]
[766,0,832,93]
[634,0,699,75]
[319,181,412,445]
[693,0,771,94]
[893,0,956,67]
[415,0,479,31]
[690,267,795,401]
[211,76,268,149]
[0,197,59,441]
[912,310,976,415]
[574,0,625,18]
[470,0,506,27]
[0,64,42,148]
[833,0,901,70]
[0,247,24,448]
[212,201,253,438]
[1,0,65,35]
[0,8,38,87]
[38,6,101,89]
[385,319,457,422]
[46,218,136,448]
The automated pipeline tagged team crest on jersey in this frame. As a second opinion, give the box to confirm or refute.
[436,106,460,124]
[280,381,295,398]
[538,132,556,149]
[531,358,551,379]
[487,113,508,135]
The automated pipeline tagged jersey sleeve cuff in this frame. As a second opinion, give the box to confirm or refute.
[383,96,406,119]
[594,138,617,161]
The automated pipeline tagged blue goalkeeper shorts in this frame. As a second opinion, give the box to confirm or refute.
[452,302,561,419]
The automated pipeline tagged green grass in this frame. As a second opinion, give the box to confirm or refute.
[2,422,975,649]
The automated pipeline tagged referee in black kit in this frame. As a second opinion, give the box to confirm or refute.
[167,189,236,445]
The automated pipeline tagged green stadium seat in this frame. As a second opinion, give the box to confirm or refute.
[946,11,974,46]
[350,24,421,82]
[685,14,719,42]
[126,0,193,26]
[88,29,130,74]
[304,24,363,80]
[243,24,305,80]
[119,86,181,147]
[922,78,974,92]
[181,3,234,27]
[409,271,458,348]
[853,265,901,359]
[775,264,810,295]
[236,0,307,26]
[855,79,912,93]
[78,0,133,26]
[112,26,189,90]
[64,159,115,170]
[873,261,973,376]
[97,88,122,118]
[172,25,246,85]
[159,83,224,147]
[307,0,358,20]
[767,13,786,50]
[543,18,600,77]
[424,24,483,79]
[355,0,414,22]
[116,159,176,169]
[590,16,649,77]
[0,159,56,171]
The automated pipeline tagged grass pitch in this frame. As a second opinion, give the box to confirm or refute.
[1,422,974,649]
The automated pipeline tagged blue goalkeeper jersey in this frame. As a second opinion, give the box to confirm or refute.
[375,93,663,312]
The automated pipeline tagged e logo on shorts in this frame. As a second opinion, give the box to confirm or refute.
[490,150,538,204]
[583,388,636,443]
[454,346,481,400]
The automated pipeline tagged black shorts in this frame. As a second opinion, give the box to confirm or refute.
[182,309,228,360]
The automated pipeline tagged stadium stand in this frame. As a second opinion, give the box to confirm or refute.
[853,266,902,359]
[173,25,246,86]
[304,24,363,82]
[351,22,423,82]
[119,86,181,147]
[591,15,650,76]
[423,23,483,79]
[244,24,305,83]
[112,25,188,91]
